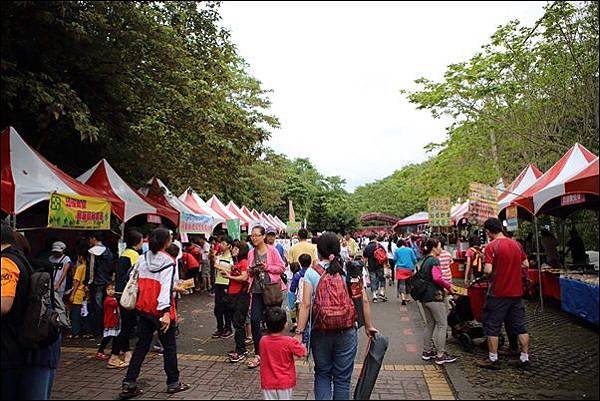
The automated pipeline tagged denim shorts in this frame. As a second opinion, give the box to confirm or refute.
[483,296,527,337]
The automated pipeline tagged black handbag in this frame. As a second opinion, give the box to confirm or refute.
[259,271,283,307]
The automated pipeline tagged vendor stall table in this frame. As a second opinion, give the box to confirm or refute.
[527,269,562,300]
[559,277,599,326]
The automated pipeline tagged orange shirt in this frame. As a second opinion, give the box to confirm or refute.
[1,256,20,298]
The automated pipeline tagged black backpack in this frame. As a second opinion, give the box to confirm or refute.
[410,256,435,302]
[6,250,70,349]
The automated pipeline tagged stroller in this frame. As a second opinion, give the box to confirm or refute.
[448,277,505,352]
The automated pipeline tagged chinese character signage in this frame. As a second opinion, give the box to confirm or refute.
[561,194,585,206]
[226,219,241,240]
[427,198,451,227]
[147,214,162,224]
[180,212,214,234]
[48,193,111,230]
[468,182,499,226]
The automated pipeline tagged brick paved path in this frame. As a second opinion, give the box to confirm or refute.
[445,300,599,400]
[52,290,455,400]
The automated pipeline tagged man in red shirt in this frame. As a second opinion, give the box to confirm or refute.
[477,218,531,371]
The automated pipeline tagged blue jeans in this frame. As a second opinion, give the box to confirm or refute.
[1,367,55,400]
[70,304,89,336]
[369,270,384,295]
[91,285,106,336]
[250,293,265,354]
[310,328,357,400]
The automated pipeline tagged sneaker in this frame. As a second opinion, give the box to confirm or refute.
[434,352,457,365]
[372,298,378,303]
[378,294,388,302]
[119,383,143,400]
[421,350,437,361]
[212,330,223,339]
[228,352,248,363]
[220,330,234,339]
[476,358,502,370]
[95,352,110,361]
[228,349,249,358]
[509,359,532,371]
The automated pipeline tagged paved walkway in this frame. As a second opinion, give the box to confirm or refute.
[52,289,455,400]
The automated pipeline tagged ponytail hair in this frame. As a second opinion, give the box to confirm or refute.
[421,238,440,255]
[149,227,171,253]
[316,232,344,275]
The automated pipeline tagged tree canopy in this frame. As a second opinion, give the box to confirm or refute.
[353,1,599,222]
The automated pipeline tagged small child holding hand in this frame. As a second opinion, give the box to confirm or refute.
[259,307,307,400]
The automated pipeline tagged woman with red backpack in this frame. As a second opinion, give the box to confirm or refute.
[295,232,378,400]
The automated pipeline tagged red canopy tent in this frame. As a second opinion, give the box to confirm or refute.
[511,144,597,216]
[497,164,544,217]
[78,159,179,226]
[207,195,240,223]
[178,189,225,225]
[227,201,253,229]
[1,127,122,220]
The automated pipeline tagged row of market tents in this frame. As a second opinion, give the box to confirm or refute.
[394,143,598,229]
[1,127,287,236]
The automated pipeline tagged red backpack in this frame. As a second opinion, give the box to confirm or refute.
[374,244,388,266]
[311,265,357,331]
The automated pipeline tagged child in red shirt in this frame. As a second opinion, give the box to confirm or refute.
[96,282,126,368]
[259,307,307,400]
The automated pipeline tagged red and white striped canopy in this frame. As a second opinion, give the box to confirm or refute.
[273,215,287,230]
[396,211,429,227]
[564,157,599,195]
[532,157,599,214]
[1,127,121,215]
[512,144,597,214]
[227,201,253,228]
[269,214,287,230]
[261,212,280,231]
[451,200,470,224]
[78,159,178,225]
[178,189,225,224]
[250,209,263,221]
[139,177,220,232]
[207,195,240,223]
[497,164,544,212]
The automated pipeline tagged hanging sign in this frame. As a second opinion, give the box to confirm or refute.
[427,198,452,227]
[561,193,585,206]
[226,219,241,240]
[48,193,110,230]
[180,212,214,234]
[147,214,162,224]
[506,205,518,232]
[468,182,499,226]
[286,221,301,236]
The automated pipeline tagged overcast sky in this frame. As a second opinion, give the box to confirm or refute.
[219,1,547,191]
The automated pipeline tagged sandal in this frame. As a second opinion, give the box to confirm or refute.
[166,382,190,394]
[107,360,128,369]
[95,352,110,361]
[119,385,143,400]
[247,356,260,369]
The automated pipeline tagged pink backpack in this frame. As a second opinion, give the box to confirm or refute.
[311,265,357,331]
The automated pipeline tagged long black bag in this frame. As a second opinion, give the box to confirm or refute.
[354,332,389,400]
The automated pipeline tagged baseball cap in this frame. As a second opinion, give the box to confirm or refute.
[266,227,277,235]
[51,241,66,252]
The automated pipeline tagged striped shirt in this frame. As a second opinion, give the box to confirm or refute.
[438,250,453,284]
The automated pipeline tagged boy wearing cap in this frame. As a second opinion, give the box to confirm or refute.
[49,241,72,300]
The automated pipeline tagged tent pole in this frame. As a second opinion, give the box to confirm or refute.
[534,216,544,312]
[560,219,566,266]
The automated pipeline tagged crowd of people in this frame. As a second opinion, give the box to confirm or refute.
[1,216,539,400]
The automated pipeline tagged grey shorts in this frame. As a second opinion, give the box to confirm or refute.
[200,261,210,278]
[483,296,528,337]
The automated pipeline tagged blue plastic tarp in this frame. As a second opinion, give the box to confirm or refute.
[559,277,599,326]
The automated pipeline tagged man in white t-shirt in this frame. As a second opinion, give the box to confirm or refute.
[49,241,71,299]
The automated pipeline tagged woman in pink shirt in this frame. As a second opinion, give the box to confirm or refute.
[418,239,457,366]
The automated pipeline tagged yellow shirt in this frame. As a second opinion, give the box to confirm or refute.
[72,263,87,305]
[1,256,20,298]
[287,241,318,265]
